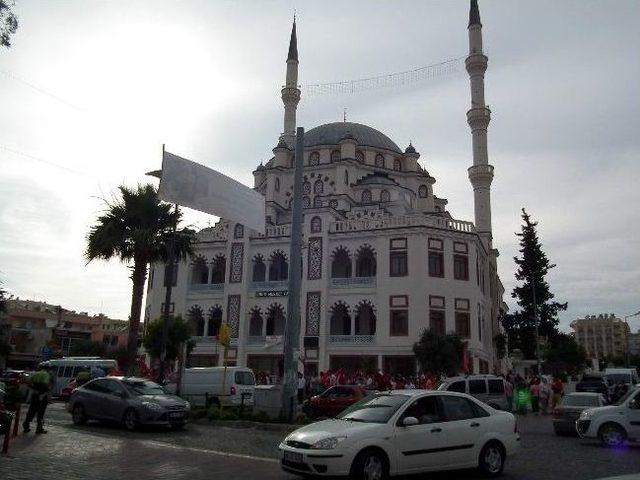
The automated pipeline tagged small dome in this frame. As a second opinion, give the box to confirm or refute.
[405,143,417,154]
[304,122,402,153]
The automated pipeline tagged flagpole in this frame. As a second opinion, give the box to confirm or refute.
[282,127,304,421]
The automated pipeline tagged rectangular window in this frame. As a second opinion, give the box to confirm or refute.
[163,263,178,287]
[428,251,444,277]
[469,379,487,395]
[390,252,408,277]
[429,310,445,335]
[390,310,408,336]
[453,255,469,281]
[455,312,470,338]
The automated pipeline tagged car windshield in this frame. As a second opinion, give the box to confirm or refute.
[235,371,255,385]
[614,388,637,406]
[606,374,631,384]
[122,380,165,396]
[561,395,600,407]
[337,394,409,423]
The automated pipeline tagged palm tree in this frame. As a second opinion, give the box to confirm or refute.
[86,184,195,367]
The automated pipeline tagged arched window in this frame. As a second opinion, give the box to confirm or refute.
[303,181,311,194]
[418,185,428,198]
[331,150,341,162]
[355,245,377,278]
[355,150,365,163]
[330,302,351,335]
[309,151,320,166]
[268,250,288,281]
[313,197,323,208]
[211,254,226,284]
[331,246,352,278]
[361,189,372,204]
[191,256,209,284]
[188,306,206,337]
[310,216,322,233]
[275,177,280,192]
[355,301,376,335]
[314,179,324,194]
[266,304,285,336]
[435,206,442,212]
[380,190,390,202]
[248,307,263,337]
[375,154,385,168]
[302,196,311,208]
[234,223,244,239]
[393,159,402,171]
[208,306,222,337]
[252,254,266,282]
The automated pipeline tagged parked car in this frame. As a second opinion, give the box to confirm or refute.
[552,392,607,435]
[437,375,509,410]
[280,390,519,479]
[68,377,190,431]
[304,385,369,418]
[604,368,639,387]
[575,373,609,398]
[577,384,640,447]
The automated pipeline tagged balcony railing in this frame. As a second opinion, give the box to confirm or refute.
[251,281,289,290]
[251,224,291,239]
[247,335,283,346]
[329,335,375,345]
[329,214,475,234]
[189,283,224,292]
[330,277,376,289]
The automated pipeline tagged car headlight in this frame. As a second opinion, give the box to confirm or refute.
[142,401,163,411]
[580,410,593,419]
[310,436,347,450]
[184,401,191,411]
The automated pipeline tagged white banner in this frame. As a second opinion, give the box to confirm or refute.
[158,151,266,234]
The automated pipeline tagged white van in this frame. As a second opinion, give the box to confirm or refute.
[604,368,639,386]
[437,374,509,410]
[40,357,118,396]
[175,367,256,408]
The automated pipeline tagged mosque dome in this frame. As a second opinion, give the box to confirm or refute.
[303,122,402,153]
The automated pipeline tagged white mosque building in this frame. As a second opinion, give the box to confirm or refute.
[144,1,507,378]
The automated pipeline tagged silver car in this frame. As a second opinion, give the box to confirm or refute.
[68,377,190,431]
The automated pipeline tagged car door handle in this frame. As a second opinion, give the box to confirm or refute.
[470,422,480,428]
[430,427,442,433]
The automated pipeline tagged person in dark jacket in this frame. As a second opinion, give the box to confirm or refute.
[23,366,53,434]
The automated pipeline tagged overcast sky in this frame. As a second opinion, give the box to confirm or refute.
[1,0,638,332]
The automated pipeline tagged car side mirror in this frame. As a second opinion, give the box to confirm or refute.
[402,416,419,427]
[629,399,638,410]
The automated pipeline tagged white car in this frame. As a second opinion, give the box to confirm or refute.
[279,390,519,479]
[577,384,640,447]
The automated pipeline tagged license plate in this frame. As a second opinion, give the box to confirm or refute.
[284,451,303,463]
[169,412,184,418]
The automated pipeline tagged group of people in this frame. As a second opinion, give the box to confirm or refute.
[503,372,565,414]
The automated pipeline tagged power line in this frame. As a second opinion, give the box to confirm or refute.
[0,69,84,111]
[302,56,465,97]
[0,143,93,178]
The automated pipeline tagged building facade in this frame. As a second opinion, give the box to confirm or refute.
[145,1,506,378]
[628,331,640,357]
[571,314,630,359]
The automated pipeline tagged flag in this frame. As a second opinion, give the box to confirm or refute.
[158,151,266,234]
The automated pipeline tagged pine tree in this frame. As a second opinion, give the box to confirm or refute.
[502,209,567,359]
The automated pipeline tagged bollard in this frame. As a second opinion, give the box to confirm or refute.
[12,404,21,438]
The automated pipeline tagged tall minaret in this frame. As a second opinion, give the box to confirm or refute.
[280,20,301,148]
[466,0,494,248]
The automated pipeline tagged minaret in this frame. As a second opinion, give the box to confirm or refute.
[466,0,494,248]
[280,20,301,148]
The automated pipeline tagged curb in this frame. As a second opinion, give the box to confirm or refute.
[193,418,298,433]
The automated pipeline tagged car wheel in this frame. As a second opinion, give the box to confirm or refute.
[123,408,140,432]
[351,449,388,480]
[478,441,505,477]
[598,423,626,447]
[72,404,87,425]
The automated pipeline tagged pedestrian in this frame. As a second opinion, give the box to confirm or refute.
[531,379,540,414]
[539,378,551,414]
[297,372,306,404]
[504,377,514,412]
[551,376,564,409]
[23,365,53,434]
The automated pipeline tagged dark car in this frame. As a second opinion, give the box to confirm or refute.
[67,377,190,431]
[304,385,369,418]
[552,392,607,435]
[575,373,609,398]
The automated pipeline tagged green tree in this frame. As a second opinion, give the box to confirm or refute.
[85,184,196,367]
[544,332,587,374]
[413,329,464,376]
[502,209,567,359]
[142,315,194,363]
[0,1,18,48]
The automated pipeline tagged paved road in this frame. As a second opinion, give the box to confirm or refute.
[1,403,639,480]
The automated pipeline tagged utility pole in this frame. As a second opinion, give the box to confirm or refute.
[530,273,542,375]
[281,127,304,421]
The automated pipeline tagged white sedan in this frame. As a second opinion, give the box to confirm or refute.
[280,390,519,479]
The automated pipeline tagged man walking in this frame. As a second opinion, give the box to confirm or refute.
[23,365,53,434]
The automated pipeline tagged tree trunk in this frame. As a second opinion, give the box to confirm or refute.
[127,256,148,372]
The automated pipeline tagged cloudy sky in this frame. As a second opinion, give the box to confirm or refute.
[1,0,638,332]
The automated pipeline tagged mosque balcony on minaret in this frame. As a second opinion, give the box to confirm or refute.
[465,53,488,76]
[468,164,494,189]
[466,106,491,131]
[281,86,301,105]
